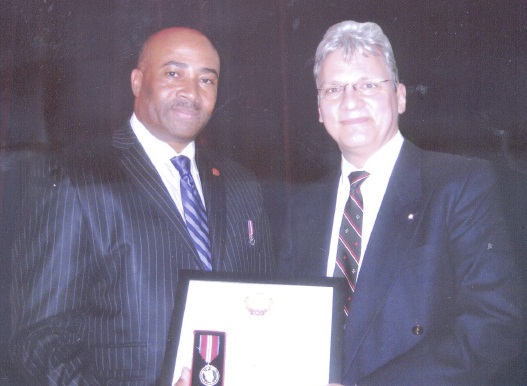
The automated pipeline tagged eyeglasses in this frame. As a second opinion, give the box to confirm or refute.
[317,80,393,100]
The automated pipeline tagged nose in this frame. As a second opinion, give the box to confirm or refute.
[340,84,363,110]
[176,78,200,101]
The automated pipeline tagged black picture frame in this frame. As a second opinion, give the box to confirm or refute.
[159,270,346,386]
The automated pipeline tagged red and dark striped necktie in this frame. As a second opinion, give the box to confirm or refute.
[335,170,369,317]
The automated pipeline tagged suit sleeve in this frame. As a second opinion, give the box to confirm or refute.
[9,161,99,385]
[358,162,525,385]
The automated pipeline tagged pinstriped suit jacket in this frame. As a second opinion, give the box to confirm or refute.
[9,125,274,385]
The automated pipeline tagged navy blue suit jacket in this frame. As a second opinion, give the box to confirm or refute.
[279,140,525,385]
[9,126,274,385]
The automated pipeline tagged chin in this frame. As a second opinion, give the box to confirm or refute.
[340,136,372,149]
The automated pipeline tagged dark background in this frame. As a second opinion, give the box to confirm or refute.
[1,0,526,383]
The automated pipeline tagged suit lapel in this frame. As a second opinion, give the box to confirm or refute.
[196,148,226,270]
[112,126,198,256]
[342,142,425,374]
[300,172,340,277]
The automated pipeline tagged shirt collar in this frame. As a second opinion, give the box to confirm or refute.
[130,113,196,161]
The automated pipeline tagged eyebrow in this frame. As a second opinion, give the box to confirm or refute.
[162,61,219,77]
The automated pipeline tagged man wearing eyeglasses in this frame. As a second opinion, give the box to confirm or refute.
[279,20,524,385]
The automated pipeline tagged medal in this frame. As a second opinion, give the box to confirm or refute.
[192,331,225,386]
[198,334,221,386]
[199,364,220,386]
[247,220,255,245]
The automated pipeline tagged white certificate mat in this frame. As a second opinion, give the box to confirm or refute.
[160,272,345,386]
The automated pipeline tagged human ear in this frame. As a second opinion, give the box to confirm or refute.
[131,69,143,97]
[396,83,407,114]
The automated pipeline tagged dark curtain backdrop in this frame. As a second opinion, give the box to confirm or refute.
[1,0,526,381]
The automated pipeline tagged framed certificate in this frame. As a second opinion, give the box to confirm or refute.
[160,271,346,386]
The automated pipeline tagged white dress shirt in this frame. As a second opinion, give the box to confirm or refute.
[130,113,206,217]
[326,131,404,277]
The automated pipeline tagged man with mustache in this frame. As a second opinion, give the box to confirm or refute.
[9,27,273,385]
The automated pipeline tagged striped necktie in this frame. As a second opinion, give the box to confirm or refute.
[334,170,369,317]
[171,155,212,271]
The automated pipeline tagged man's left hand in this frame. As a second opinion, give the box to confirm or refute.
[173,367,191,386]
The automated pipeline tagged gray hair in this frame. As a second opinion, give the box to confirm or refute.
[314,21,399,85]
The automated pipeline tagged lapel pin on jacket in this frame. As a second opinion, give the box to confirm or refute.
[248,220,255,245]
[212,167,220,176]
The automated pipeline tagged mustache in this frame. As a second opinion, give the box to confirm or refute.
[173,98,200,111]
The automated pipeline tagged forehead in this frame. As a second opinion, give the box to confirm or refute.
[142,30,220,73]
[318,49,389,83]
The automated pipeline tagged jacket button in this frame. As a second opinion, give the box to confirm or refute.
[412,325,424,335]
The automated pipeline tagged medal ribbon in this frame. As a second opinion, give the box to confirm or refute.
[199,335,220,364]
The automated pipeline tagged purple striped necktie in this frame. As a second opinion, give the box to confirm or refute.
[171,155,212,271]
